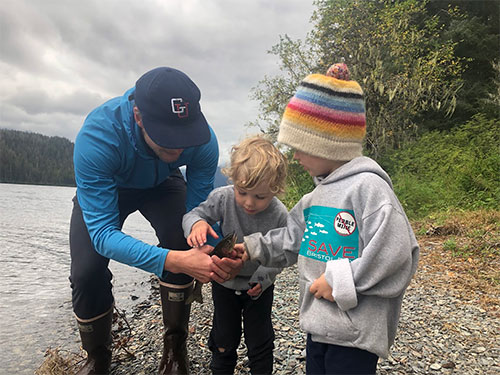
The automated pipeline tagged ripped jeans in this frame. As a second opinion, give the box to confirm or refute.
[209,281,275,375]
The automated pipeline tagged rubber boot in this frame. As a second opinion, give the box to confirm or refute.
[75,308,113,375]
[158,281,194,375]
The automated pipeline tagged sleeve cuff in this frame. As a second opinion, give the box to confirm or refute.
[325,258,358,311]
[249,272,272,291]
[243,234,263,262]
[158,249,170,279]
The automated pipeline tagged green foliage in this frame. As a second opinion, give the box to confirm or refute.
[250,0,498,157]
[251,0,499,216]
[281,153,315,210]
[483,61,500,113]
[445,238,474,258]
[443,237,458,252]
[381,114,500,218]
[0,129,75,186]
[312,0,467,157]
[425,0,500,125]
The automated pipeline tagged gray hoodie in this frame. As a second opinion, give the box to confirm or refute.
[244,156,419,358]
[183,185,287,297]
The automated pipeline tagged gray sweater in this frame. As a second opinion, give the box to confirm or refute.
[244,156,419,358]
[182,185,288,297]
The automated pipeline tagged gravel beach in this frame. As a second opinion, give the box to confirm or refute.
[101,235,499,375]
[38,228,499,375]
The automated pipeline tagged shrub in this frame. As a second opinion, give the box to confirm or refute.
[381,113,499,218]
[282,157,315,210]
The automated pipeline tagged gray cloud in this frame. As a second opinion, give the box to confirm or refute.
[6,88,106,116]
[0,0,314,164]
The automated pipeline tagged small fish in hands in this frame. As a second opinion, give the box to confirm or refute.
[186,232,237,304]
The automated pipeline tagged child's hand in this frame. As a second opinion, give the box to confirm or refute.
[187,220,219,247]
[309,273,335,302]
[233,243,249,262]
[247,283,262,297]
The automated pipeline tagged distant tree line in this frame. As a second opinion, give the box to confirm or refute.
[0,129,75,186]
[0,128,229,188]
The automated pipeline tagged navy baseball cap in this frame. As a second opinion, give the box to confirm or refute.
[134,67,211,149]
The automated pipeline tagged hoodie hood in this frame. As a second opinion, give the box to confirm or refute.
[314,156,393,190]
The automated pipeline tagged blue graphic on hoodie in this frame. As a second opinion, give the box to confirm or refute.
[299,206,359,262]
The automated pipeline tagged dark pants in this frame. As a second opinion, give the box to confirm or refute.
[69,171,192,319]
[306,334,379,375]
[209,282,275,375]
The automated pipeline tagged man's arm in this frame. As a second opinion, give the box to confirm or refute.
[74,118,172,277]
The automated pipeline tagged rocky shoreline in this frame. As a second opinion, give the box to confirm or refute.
[103,240,499,375]
[108,270,305,375]
[38,230,499,375]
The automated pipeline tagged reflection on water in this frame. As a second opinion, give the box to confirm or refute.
[0,183,158,374]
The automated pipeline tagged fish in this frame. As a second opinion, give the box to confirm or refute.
[186,232,237,304]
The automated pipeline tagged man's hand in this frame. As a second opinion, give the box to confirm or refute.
[309,273,335,302]
[233,243,249,262]
[164,245,215,283]
[187,220,219,248]
[210,256,243,283]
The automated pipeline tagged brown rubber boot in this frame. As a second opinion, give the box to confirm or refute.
[75,308,113,375]
[158,281,193,375]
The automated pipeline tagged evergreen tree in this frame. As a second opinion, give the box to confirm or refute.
[0,129,75,186]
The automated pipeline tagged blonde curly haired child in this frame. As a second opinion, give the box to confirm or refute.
[183,135,288,374]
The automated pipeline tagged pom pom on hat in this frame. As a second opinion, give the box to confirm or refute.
[278,63,366,161]
[326,63,350,80]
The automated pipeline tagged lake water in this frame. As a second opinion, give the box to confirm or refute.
[0,183,158,375]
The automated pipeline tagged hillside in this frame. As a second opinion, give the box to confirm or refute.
[0,129,228,187]
[0,129,75,186]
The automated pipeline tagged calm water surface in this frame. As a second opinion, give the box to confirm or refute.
[0,183,158,374]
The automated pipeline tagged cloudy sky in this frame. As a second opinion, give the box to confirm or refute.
[0,0,315,165]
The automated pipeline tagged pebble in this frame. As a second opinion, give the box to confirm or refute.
[100,261,498,375]
[430,363,441,370]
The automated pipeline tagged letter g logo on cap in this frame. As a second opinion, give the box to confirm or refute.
[171,98,189,118]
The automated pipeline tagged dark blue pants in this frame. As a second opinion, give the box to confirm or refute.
[209,282,275,375]
[69,171,192,319]
[306,334,379,375]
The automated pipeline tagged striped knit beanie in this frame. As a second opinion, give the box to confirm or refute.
[278,63,366,161]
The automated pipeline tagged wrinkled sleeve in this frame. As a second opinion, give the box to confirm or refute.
[244,200,304,268]
[182,188,224,239]
[248,202,289,297]
[74,129,168,277]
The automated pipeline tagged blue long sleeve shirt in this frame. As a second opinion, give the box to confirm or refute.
[73,88,219,277]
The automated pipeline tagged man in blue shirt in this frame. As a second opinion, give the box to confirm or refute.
[70,67,242,375]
